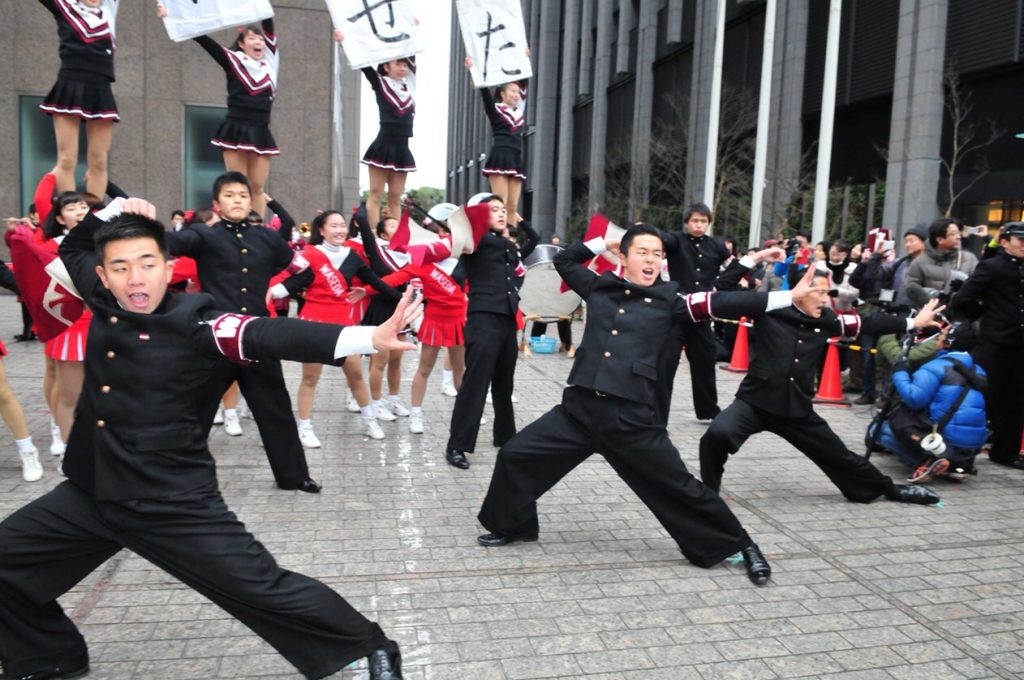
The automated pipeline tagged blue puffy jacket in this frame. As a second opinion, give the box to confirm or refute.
[891,350,987,449]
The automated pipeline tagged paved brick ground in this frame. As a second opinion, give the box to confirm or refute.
[1,292,1022,679]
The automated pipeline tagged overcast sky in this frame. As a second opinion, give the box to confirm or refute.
[358,1,453,192]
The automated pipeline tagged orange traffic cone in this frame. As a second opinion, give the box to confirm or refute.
[721,318,750,373]
[813,339,851,407]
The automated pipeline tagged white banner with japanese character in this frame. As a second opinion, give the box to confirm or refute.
[456,0,532,88]
[326,0,425,69]
[159,0,274,42]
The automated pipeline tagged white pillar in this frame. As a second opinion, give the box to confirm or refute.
[748,0,778,250]
[811,0,843,245]
[703,0,726,223]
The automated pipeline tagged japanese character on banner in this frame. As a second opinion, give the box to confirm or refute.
[158,0,274,42]
[455,0,532,88]
[326,0,425,69]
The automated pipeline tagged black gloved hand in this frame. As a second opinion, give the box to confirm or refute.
[892,357,911,374]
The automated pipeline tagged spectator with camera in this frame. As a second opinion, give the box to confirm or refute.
[950,222,1024,470]
[872,323,987,483]
[904,218,978,309]
[846,224,929,404]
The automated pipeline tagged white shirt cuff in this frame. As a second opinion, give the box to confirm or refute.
[94,198,125,222]
[738,255,756,269]
[584,237,607,255]
[334,326,377,359]
[905,318,915,332]
[766,291,792,311]
[269,283,289,300]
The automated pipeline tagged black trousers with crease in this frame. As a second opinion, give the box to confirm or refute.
[0,481,386,679]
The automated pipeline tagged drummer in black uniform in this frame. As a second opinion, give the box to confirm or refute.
[166,172,320,493]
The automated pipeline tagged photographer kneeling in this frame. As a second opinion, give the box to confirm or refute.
[872,322,987,483]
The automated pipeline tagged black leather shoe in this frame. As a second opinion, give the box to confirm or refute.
[296,478,321,494]
[477,532,538,547]
[367,640,402,680]
[888,484,939,505]
[11,652,89,680]
[740,544,771,585]
[446,449,470,469]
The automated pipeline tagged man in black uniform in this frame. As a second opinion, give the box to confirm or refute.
[166,172,320,492]
[0,199,411,680]
[699,267,944,505]
[950,222,1024,470]
[475,226,807,585]
[445,195,538,469]
[659,203,731,421]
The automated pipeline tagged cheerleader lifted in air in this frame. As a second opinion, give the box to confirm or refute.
[157,3,280,218]
[37,0,121,201]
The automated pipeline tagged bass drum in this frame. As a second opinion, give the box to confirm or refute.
[519,244,582,323]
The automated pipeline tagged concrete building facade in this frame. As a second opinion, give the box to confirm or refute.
[1,0,361,249]
[446,0,1024,243]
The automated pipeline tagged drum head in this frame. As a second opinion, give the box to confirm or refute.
[519,245,581,322]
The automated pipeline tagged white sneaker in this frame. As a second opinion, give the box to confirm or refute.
[363,416,385,440]
[388,398,411,417]
[511,394,519,403]
[409,414,424,434]
[298,426,321,449]
[346,395,361,413]
[19,448,43,482]
[49,439,66,456]
[224,412,243,436]
[374,403,397,422]
[441,382,458,397]
[213,406,225,425]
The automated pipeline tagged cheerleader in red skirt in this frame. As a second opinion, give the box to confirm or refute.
[39,192,93,457]
[0,264,42,482]
[37,0,120,200]
[365,223,467,436]
[269,210,399,444]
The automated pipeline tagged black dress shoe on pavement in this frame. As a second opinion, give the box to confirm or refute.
[740,544,771,585]
[367,640,402,680]
[9,653,89,680]
[295,478,321,494]
[446,448,470,469]
[477,532,538,547]
[888,484,939,505]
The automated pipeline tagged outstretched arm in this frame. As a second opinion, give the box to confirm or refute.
[198,288,422,365]
[553,239,610,299]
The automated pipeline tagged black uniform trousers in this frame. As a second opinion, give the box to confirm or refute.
[202,357,310,488]
[447,311,518,452]
[478,387,753,568]
[699,399,896,501]
[659,321,721,422]
[0,481,385,680]
[530,319,573,349]
[972,343,1024,464]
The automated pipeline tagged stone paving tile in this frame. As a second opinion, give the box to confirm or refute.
[3,296,1024,679]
